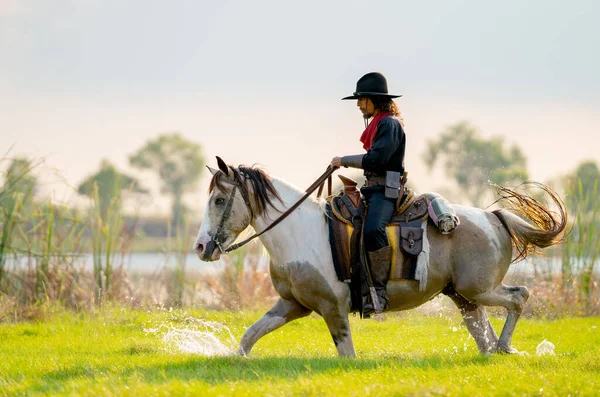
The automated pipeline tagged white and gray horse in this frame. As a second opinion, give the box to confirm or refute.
[194,158,566,357]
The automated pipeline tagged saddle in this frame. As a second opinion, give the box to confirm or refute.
[325,175,459,312]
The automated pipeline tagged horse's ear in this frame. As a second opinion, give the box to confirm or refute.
[216,156,230,177]
[206,166,219,176]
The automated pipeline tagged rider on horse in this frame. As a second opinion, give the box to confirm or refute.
[331,72,406,314]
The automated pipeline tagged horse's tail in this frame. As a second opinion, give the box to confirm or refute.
[491,182,567,262]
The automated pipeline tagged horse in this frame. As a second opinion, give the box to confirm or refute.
[193,157,567,357]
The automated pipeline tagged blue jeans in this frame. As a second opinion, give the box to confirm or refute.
[361,187,396,252]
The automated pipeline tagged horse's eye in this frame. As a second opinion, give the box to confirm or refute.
[215,197,225,205]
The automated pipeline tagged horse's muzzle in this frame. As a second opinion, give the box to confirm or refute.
[193,235,221,261]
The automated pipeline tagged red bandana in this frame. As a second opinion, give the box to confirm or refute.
[359,112,390,150]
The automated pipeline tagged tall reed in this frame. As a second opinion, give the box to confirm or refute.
[165,216,191,307]
[201,242,276,310]
[1,193,91,318]
[561,178,600,314]
[0,156,37,288]
[89,182,135,302]
[0,193,22,289]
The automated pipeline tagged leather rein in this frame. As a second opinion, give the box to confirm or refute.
[211,165,336,254]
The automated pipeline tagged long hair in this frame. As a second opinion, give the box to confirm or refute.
[371,96,404,126]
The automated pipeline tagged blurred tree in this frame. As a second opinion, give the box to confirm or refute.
[423,121,528,208]
[78,159,147,219]
[129,132,204,228]
[0,157,39,213]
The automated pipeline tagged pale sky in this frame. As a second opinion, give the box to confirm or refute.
[1,0,599,214]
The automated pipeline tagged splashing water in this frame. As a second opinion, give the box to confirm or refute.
[145,317,238,356]
[536,339,555,356]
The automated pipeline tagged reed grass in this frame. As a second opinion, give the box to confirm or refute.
[560,178,600,314]
[0,191,21,288]
[200,242,276,310]
[164,217,191,307]
[0,158,137,317]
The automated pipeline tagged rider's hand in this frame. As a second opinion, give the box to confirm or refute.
[331,157,342,169]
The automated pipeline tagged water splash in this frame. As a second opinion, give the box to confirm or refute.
[145,317,238,356]
[536,339,555,356]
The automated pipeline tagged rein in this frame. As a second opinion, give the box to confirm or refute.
[213,165,336,253]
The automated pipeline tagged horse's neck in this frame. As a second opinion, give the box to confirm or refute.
[251,177,326,265]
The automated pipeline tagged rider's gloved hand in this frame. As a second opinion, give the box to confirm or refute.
[330,157,342,169]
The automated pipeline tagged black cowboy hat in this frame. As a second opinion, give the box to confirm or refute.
[341,72,402,100]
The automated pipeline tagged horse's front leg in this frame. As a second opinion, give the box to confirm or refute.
[238,297,311,356]
[321,307,356,357]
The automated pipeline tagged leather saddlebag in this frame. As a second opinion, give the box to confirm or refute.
[400,226,423,256]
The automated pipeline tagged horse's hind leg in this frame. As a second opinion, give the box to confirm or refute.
[238,297,311,356]
[444,286,498,354]
[469,284,529,354]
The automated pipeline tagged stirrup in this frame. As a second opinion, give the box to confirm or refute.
[363,295,389,316]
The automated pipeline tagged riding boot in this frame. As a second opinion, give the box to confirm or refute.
[363,245,392,315]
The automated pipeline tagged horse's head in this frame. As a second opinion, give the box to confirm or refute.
[193,156,281,261]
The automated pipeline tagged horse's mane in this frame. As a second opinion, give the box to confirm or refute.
[208,165,282,217]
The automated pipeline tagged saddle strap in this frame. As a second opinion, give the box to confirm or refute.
[326,202,350,283]
[341,194,363,218]
[317,175,333,198]
[350,215,365,316]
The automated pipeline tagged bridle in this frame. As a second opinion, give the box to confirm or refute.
[210,170,253,254]
[208,165,336,254]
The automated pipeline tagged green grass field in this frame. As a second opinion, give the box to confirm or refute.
[1,307,599,396]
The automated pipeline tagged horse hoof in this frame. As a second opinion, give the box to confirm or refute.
[481,346,496,356]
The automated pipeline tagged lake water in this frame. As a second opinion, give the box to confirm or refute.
[7,252,270,274]
[6,252,598,275]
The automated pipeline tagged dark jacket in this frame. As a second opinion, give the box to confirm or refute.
[361,115,406,177]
